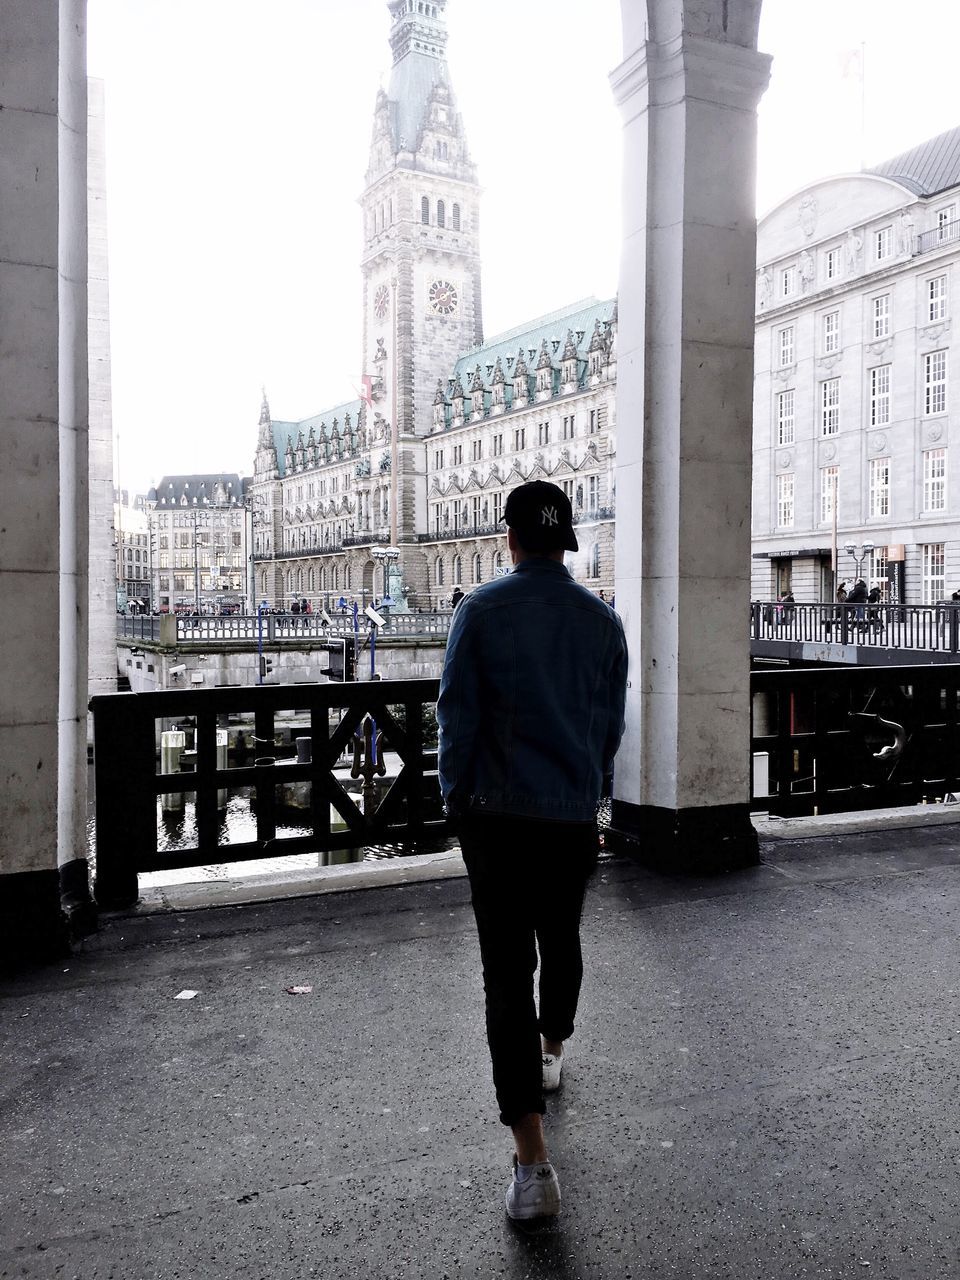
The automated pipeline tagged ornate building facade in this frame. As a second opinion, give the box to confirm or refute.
[752,127,960,605]
[250,0,617,609]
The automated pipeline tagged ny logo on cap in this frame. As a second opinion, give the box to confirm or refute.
[540,505,559,527]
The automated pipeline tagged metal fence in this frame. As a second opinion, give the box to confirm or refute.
[90,679,448,909]
[118,612,453,644]
[117,614,162,642]
[751,601,960,656]
[751,662,960,817]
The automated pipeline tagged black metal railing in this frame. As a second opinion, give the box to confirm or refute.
[751,663,960,817]
[117,615,162,642]
[90,679,448,909]
[751,601,960,656]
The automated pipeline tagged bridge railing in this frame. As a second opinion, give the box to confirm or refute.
[751,662,960,817]
[90,679,448,909]
[751,601,960,654]
[118,612,454,644]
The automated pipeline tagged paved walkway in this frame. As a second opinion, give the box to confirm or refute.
[3,822,960,1279]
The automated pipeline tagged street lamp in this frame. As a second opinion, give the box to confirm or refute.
[843,540,875,583]
[371,545,400,609]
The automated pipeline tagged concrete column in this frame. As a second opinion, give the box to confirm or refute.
[608,3,770,871]
[0,0,90,963]
[58,0,92,932]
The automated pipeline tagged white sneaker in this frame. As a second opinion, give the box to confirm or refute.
[505,1157,561,1220]
[542,1052,563,1092]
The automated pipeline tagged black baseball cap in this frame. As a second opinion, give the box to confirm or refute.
[503,480,578,553]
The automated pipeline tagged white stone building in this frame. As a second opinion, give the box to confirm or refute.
[752,127,960,605]
[250,0,617,608]
[146,474,251,613]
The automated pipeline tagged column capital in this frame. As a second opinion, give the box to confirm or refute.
[611,33,771,120]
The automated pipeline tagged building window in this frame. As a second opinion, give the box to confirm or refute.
[435,557,444,586]
[421,196,429,225]
[452,444,463,465]
[824,247,842,281]
[869,457,890,518]
[775,389,795,446]
[433,448,444,470]
[538,421,550,445]
[492,491,503,524]
[778,326,794,367]
[924,350,947,415]
[820,466,838,523]
[492,434,503,456]
[587,475,599,509]
[588,544,600,579]
[452,203,461,231]
[453,555,462,586]
[875,226,893,261]
[820,378,840,436]
[472,552,482,584]
[937,204,958,243]
[472,439,482,461]
[822,309,841,354]
[513,427,525,451]
[929,275,947,322]
[779,265,796,298]
[776,474,794,528]
[872,294,890,338]
[922,542,945,604]
[923,447,947,512]
[437,199,445,228]
[562,414,576,439]
[868,547,888,595]
[869,365,891,426]
[471,495,481,527]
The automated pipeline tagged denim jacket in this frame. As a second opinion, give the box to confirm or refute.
[437,559,628,823]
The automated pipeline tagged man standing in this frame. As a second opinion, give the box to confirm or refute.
[437,481,628,1221]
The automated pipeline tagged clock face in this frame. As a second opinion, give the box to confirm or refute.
[373,284,390,321]
[428,279,459,316]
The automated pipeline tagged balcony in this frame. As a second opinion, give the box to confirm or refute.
[751,600,960,662]
[915,218,960,255]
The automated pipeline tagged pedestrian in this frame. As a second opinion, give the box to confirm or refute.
[847,577,868,622]
[450,585,465,609]
[437,480,628,1222]
[836,581,848,602]
[291,599,301,615]
[782,590,796,624]
[867,584,881,627]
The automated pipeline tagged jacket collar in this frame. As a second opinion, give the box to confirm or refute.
[511,557,572,578]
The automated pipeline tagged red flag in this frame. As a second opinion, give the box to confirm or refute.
[360,375,373,407]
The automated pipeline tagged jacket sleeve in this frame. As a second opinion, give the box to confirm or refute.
[436,598,482,816]
[602,618,629,776]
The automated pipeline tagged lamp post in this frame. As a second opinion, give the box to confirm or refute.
[843,540,875,583]
[371,545,400,610]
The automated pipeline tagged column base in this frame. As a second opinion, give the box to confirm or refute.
[606,800,759,874]
[0,869,71,971]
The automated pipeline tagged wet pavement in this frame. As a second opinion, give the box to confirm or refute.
[2,821,960,1279]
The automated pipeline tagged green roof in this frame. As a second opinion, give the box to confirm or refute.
[271,398,363,477]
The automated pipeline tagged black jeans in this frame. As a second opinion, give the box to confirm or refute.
[458,813,598,1127]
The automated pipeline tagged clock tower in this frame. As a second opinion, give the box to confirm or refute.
[360,0,482,556]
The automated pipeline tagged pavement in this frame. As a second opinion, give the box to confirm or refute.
[3,819,960,1279]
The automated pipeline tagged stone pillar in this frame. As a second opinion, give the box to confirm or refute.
[0,0,90,963]
[608,3,770,872]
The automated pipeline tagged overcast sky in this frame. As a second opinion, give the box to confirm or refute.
[86,0,960,496]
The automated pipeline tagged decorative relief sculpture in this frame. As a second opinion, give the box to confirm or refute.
[757,269,773,308]
[844,229,863,273]
[799,250,815,292]
[799,195,819,239]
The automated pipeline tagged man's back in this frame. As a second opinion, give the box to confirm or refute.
[437,559,627,823]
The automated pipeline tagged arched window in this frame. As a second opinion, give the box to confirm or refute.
[588,544,600,579]
[344,564,351,590]
[437,199,445,228]
[332,565,339,591]
[287,570,295,594]
[297,568,303,594]
[452,203,461,231]
[319,566,326,591]
[259,572,267,597]
[453,555,462,586]
[388,198,394,224]
[308,568,315,592]
[472,552,482,584]
[492,550,502,576]
[421,196,430,225]
[436,557,445,586]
